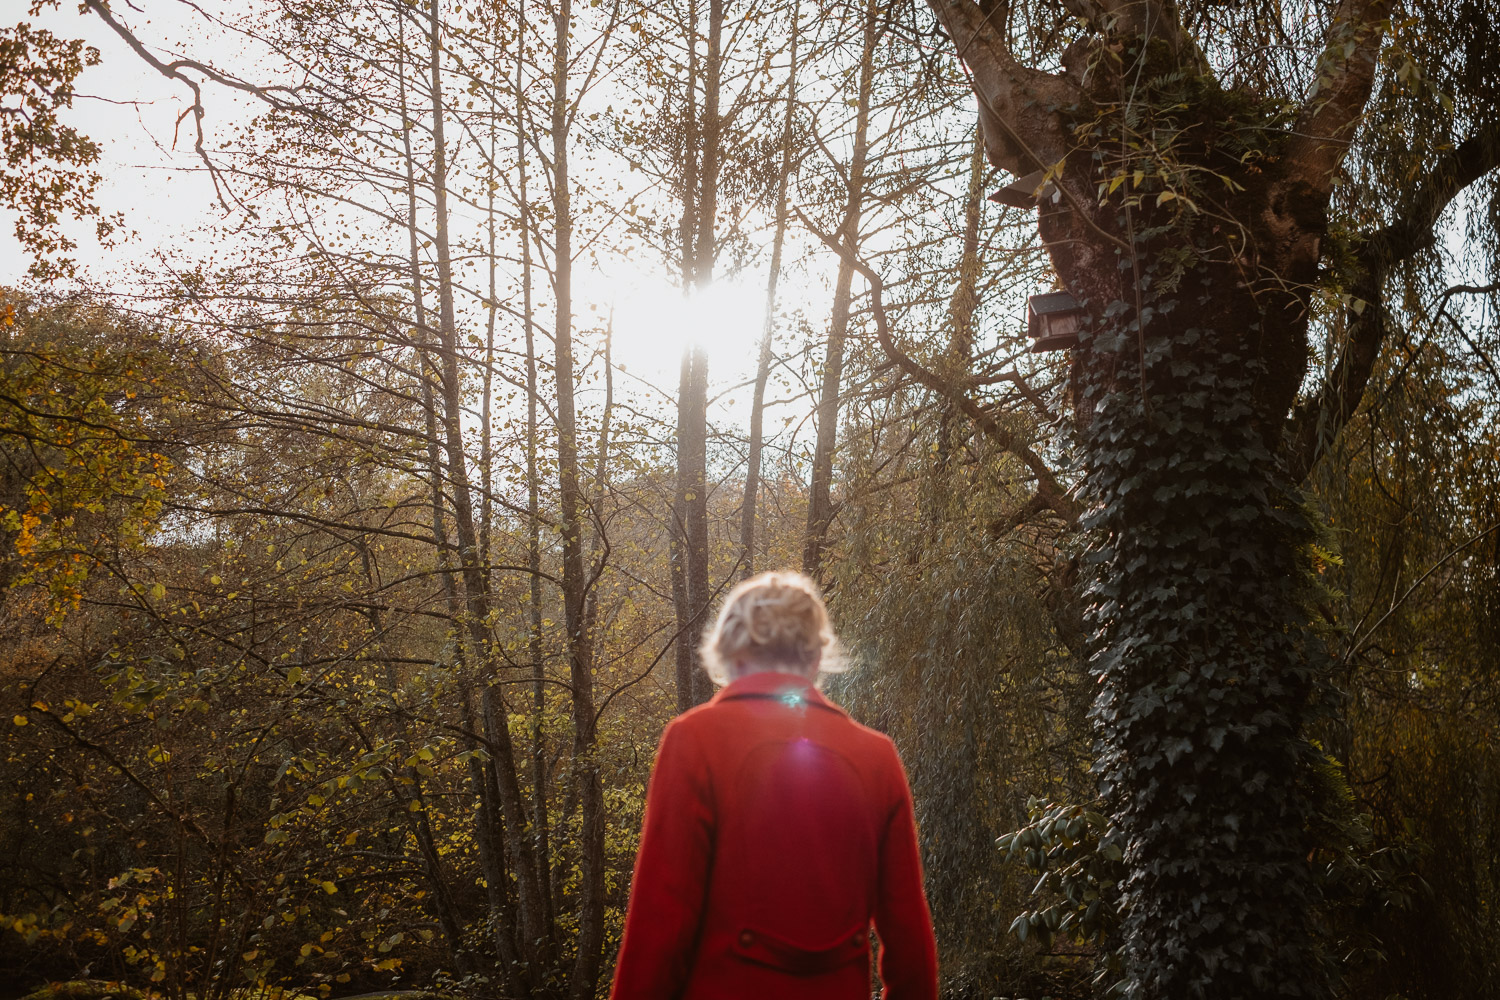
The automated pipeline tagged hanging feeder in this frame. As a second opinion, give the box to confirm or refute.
[1026,291,1084,352]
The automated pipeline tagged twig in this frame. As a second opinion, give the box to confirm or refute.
[795,207,1081,526]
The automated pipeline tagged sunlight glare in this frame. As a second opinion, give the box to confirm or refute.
[598,270,769,382]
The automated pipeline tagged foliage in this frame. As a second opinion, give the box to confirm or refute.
[994,773,1430,1000]
[916,0,1500,994]
[996,799,1124,1000]
[829,388,1090,993]
[0,14,120,279]
[0,291,179,621]
[1308,318,1500,999]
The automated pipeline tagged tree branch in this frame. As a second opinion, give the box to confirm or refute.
[1435,283,1500,394]
[796,208,1081,527]
[1284,119,1500,480]
[81,0,308,212]
[924,0,1079,177]
[1284,273,1387,482]
[1346,521,1500,661]
[1367,118,1500,260]
[1281,0,1392,199]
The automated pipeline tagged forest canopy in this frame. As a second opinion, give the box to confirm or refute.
[1,1,1497,999]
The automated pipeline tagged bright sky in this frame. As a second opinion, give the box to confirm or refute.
[3,3,793,404]
[0,4,227,283]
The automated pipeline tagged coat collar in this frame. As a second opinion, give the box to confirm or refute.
[712,670,844,714]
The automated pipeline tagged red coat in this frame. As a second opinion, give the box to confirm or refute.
[610,671,938,1000]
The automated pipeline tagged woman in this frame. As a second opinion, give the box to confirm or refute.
[610,571,937,1000]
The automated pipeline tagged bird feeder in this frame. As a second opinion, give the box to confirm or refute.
[988,169,1059,210]
[1026,291,1084,352]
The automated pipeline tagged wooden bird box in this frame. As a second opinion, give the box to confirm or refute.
[1026,291,1083,352]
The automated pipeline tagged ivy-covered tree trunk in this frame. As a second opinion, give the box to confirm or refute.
[1077,274,1329,996]
[1048,50,1368,999]
[916,0,1489,996]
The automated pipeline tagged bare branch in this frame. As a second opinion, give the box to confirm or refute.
[81,0,308,212]
[796,208,1081,527]
[1346,521,1500,661]
[1436,282,1500,393]
[1281,0,1392,198]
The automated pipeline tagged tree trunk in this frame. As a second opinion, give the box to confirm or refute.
[517,0,557,954]
[919,2,1409,996]
[931,128,987,496]
[479,26,500,583]
[583,312,613,639]
[548,0,607,992]
[802,0,879,581]
[674,346,712,710]
[1077,265,1327,999]
[422,4,553,988]
[741,10,798,581]
[396,26,514,984]
[673,0,719,709]
[692,0,723,287]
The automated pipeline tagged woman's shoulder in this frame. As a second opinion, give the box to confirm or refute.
[847,719,908,775]
[806,707,906,775]
[828,710,895,746]
[665,687,903,767]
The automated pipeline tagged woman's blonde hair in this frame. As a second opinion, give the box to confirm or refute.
[699,571,847,685]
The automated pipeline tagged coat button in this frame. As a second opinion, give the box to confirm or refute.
[851,931,866,947]
[739,930,754,948]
